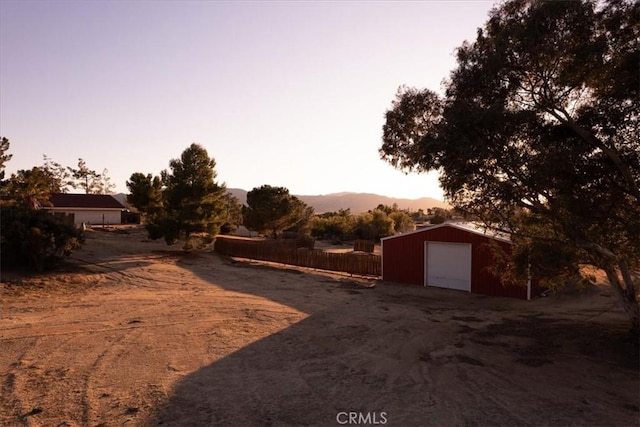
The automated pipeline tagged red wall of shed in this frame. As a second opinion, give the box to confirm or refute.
[382,231,425,286]
[382,225,529,299]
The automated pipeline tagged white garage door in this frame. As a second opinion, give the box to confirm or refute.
[425,242,471,291]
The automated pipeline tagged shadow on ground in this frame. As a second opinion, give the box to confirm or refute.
[8,228,635,427]
[142,254,639,427]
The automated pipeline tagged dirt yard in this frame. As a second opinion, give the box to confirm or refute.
[1,227,638,426]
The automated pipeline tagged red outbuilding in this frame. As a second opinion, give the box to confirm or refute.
[381,222,540,300]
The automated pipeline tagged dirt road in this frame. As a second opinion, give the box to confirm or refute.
[1,227,638,426]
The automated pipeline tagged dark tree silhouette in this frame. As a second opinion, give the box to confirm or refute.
[380,0,640,331]
[243,185,313,238]
[145,143,227,249]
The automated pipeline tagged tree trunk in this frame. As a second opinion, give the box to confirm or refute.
[603,263,639,334]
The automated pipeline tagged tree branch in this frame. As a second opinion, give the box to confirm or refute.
[543,106,640,202]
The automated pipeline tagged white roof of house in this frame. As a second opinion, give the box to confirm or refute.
[381,221,512,243]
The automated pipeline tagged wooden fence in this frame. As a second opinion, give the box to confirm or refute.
[353,239,375,253]
[214,236,381,276]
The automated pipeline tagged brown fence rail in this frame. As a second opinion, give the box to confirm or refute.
[353,239,375,253]
[214,236,381,276]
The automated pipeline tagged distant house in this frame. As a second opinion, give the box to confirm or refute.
[44,193,126,226]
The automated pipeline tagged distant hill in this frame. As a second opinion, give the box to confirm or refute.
[227,188,449,214]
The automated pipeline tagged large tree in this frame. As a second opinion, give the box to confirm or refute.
[243,185,313,238]
[380,0,640,331]
[145,143,227,248]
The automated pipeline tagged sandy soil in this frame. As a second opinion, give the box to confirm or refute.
[1,226,638,427]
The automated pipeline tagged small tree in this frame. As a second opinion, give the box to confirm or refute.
[126,173,163,215]
[145,143,226,249]
[97,168,116,195]
[0,137,12,181]
[4,167,53,209]
[1,207,84,271]
[0,140,83,271]
[428,208,450,225]
[243,185,313,238]
[389,211,416,233]
[42,155,73,193]
[68,158,102,194]
[220,192,243,234]
[355,209,395,241]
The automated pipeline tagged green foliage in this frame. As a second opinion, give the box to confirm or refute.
[146,215,181,244]
[389,211,415,233]
[42,155,111,194]
[0,139,84,272]
[42,155,73,193]
[372,204,418,234]
[220,192,243,234]
[428,208,450,224]
[375,203,397,215]
[0,137,12,181]
[380,86,443,172]
[126,173,163,215]
[68,158,102,194]
[97,168,116,195]
[243,185,313,238]
[144,144,226,249]
[355,209,395,241]
[310,212,356,241]
[1,204,84,272]
[410,209,426,222]
[311,206,420,241]
[3,167,53,209]
[285,197,314,235]
[380,0,640,330]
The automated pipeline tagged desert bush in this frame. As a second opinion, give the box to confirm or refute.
[1,206,84,271]
[355,210,395,241]
[389,211,416,233]
[310,214,356,241]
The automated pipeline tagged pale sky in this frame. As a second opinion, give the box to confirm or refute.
[0,0,495,200]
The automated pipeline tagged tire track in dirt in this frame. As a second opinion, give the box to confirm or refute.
[0,315,278,340]
[6,334,95,426]
[449,365,539,426]
[82,328,139,426]
[69,254,187,289]
[0,337,40,427]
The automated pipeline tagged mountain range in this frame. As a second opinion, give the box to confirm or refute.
[114,190,449,214]
[227,188,449,214]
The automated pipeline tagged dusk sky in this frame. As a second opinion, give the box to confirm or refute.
[1,1,495,200]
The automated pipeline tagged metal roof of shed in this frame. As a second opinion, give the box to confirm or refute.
[381,221,512,243]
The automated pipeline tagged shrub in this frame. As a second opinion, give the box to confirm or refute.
[1,207,84,271]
